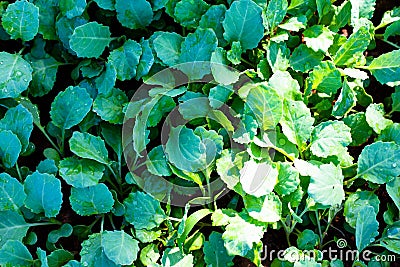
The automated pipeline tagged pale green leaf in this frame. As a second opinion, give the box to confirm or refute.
[124,191,166,230]
[289,44,324,72]
[93,88,128,124]
[153,32,183,66]
[227,41,242,65]
[350,0,376,25]
[357,141,400,184]
[303,25,334,52]
[367,50,400,86]
[95,62,116,95]
[223,0,264,50]
[108,39,142,81]
[279,16,307,31]
[0,211,29,248]
[240,160,278,197]
[70,183,114,216]
[136,39,154,80]
[333,26,371,66]
[267,41,290,72]
[365,103,393,134]
[102,230,139,265]
[0,52,33,99]
[280,99,314,149]
[307,61,342,96]
[69,131,109,165]
[80,233,118,267]
[244,192,282,222]
[59,157,105,188]
[344,191,380,228]
[115,0,153,29]
[1,0,39,41]
[140,244,160,266]
[265,0,288,32]
[161,247,194,267]
[24,171,62,217]
[0,173,25,211]
[146,145,172,177]
[0,240,33,267]
[50,86,92,130]
[310,121,352,158]
[275,162,300,196]
[356,205,379,251]
[69,22,111,58]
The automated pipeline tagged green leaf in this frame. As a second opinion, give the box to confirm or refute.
[307,61,342,96]
[266,42,290,73]
[93,0,115,10]
[1,0,39,41]
[153,32,183,66]
[279,16,307,31]
[222,215,264,257]
[69,22,111,58]
[69,132,109,165]
[24,171,62,217]
[47,249,74,267]
[102,230,139,265]
[280,99,314,149]
[108,39,142,81]
[210,47,240,85]
[275,162,300,196]
[310,121,352,158]
[56,16,88,53]
[367,50,400,86]
[140,243,160,266]
[0,130,20,169]
[60,0,86,19]
[329,1,352,32]
[343,112,373,146]
[243,83,283,130]
[203,232,234,267]
[344,191,380,228]
[303,25,334,52]
[50,86,92,130]
[95,62,116,95]
[0,210,29,248]
[93,88,127,124]
[0,52,33,99]
[297,229,319,250]
[124,191,166,230]
[378,123,400,144]
[136,39,154,80]
[227,41,242,65]
[350,0,376,25]
[59,157,105,188]
[0,173,25,211]
[161,247,194,267]
[356,205,379,251]
[48,224,73,243]
[115,0,153,29]
[146,145,172,176]
[244,192,282,222]
[332,79,357,118]
[80,233,118,267]
[365,103,393,134]
[0,240,33,266]
[24,53,60,97]
[70,183,114,216]
[380,221,400,254]
[289,44,324,72]
[357,141,400,184]
[223,0,264,50]
[34,0,58,40]
[265,0,288,32]
[101,124,122,156]
[178,28,217,80]
[295,160,345,206]
[333,26,371,66]
[135,229,162,243]
[384,21,400,40]
[199,5,227,47]
[174,0,209,29]
[240,160,278,197]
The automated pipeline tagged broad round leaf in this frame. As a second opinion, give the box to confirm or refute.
[0,211,29,248]
[0,173,26,211]
[50,86,92,130]
[69,22,111,58]
[0,130,22,168]
[1,0,39,41]
[108,40,142,81]
[0,240,33,267]
[93,88,128,124]
[70,183,114,216]
[102,231,139,265]
[0,52,33,99]
[115,0,153,29]
[59,157,105,188]
[69,132,109,164]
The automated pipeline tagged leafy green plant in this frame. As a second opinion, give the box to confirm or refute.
[0,0,399,266]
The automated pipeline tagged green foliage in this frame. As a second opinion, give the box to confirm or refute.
[0,0,398,266]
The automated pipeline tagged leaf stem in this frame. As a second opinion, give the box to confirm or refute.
[241,57,255,68]
[315,211,323,243]
[15,161,23,181]
[37,125,62,155]
[280,219,292,246]
[60,129,65,155]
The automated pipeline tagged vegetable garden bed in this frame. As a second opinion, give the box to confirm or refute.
[0,0,399,266]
